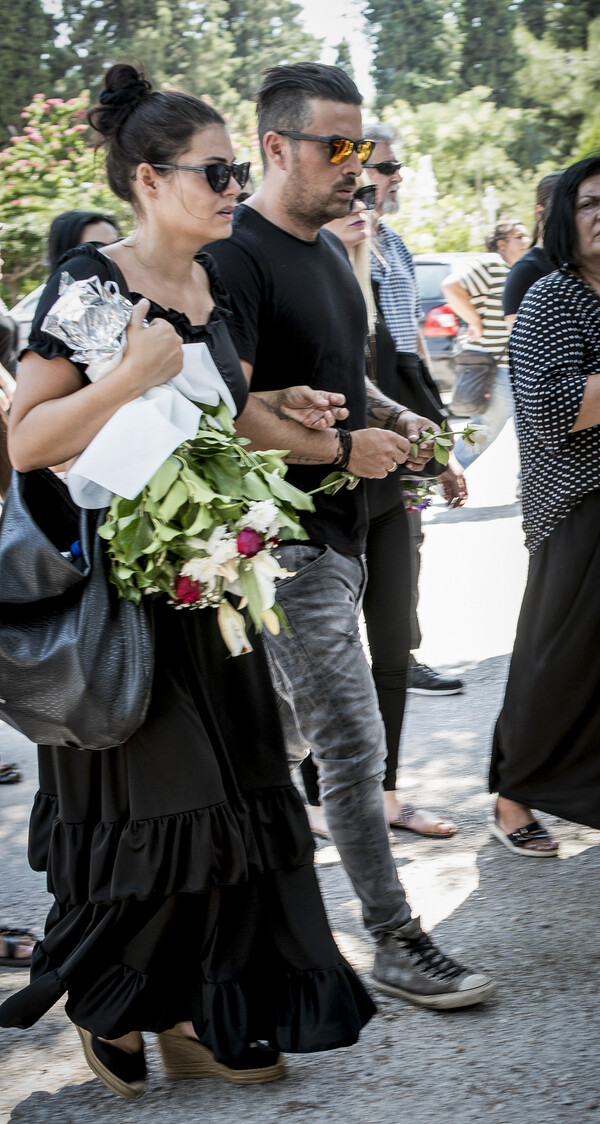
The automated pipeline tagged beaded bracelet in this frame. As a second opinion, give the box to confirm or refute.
[333,427,353,471]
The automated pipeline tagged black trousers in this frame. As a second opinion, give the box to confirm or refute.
[301,500,412,801]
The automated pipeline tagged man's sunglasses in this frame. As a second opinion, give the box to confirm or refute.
[353,184,377,210]
[277,131,375,166]
[151,161,251,193]
[364,160,403,176]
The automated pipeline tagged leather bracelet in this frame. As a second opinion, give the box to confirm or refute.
[333,427,353,470]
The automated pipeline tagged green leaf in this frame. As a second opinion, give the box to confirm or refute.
[147,457,181,502]
[242,471,273,501]
[433,441,449,467]
[184,505,214,535]
[267,471,315,509]
[118,515,155,565]
[158,480,189,521]
[238,565,264,632]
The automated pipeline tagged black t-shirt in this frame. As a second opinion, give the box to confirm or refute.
[209,205,369,556]
[503,246,553,316]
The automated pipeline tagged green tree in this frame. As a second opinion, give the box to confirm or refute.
[365,0,458,110]
[133,0,238,110]
[517,0,548,39]
[514,19,600,162]
[52,0,321,109]
[0,93,131,302]
[550,0,600,50]
[458,0,519,106]
[335,38,354,80]
[221,0,322,103]
[0,0,55,140]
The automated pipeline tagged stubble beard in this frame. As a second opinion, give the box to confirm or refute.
[282,155,356,233]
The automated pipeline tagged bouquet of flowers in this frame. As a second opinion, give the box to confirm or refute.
[98,401,313,655]
[42,272,314,656]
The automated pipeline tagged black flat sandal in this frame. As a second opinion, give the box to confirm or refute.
[490,818,559,857]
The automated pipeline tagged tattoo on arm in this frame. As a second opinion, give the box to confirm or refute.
[252,393,288,422]
[366,390,405,431]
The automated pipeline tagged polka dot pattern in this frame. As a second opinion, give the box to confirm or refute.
[510,268,600,554]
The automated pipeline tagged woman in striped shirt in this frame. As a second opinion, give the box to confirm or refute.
[442,219,529,468]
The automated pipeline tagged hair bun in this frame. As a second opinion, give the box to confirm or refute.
[99,82,148,108]
[90,64,152,137]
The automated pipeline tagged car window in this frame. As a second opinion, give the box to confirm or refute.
[414,263,451,300]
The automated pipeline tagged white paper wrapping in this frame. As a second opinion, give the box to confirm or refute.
[67,341,238,508]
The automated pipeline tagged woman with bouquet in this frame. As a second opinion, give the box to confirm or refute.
[0,64,374,1099]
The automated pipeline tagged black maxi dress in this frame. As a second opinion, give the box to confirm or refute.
[489,268,600,830]
[0,246,375,1060]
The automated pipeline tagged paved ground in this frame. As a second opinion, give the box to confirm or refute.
[1,422,599,1124]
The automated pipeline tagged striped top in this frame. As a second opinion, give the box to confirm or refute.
[370,221,422,353]
[454,254,509,359]
[510,268,600,554]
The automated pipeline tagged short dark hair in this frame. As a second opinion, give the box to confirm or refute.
[256,63,362,161]
[544,155,600,267]
[48,210,119,270]
[88,63,224,206]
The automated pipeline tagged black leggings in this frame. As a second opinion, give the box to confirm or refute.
[301,500,412,802]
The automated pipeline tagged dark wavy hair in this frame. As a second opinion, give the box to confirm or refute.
[48,210,119,270]
[88,63,224,207]
[256,63,362,162]
[544,155,600,268]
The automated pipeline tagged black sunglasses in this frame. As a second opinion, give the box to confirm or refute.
[277,131,375,166]
[353,184,377,210]
[363,160,403,176]
[151,161,251,193]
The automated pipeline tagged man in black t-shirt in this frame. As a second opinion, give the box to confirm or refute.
[211,63,495,1010]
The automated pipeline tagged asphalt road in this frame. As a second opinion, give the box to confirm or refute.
[1,421,599,1124]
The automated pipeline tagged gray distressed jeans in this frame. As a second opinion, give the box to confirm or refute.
[263,543,412,938]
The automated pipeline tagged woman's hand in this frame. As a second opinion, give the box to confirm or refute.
[120,299,184,395]
[257,386,349,430]
[438,454,467,508]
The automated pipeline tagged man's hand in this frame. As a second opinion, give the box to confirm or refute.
[437,454,467,508]
[394,411,450,471]
[0,362,16,415]
[347,428,411,478]
[256,386,349,430]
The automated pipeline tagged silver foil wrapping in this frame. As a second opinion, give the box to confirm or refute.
[41,271,132,365]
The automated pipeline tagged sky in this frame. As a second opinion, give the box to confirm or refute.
[299,0,375,103]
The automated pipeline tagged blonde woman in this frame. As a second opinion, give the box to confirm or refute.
[300,182,457,840]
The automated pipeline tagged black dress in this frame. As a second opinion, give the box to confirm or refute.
[489,269,600,829]
[0,246,375,1060]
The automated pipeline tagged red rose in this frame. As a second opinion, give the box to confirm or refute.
[236,528,263,557]
[174,574,201,604]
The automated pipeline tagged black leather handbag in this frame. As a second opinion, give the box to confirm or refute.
[0,469,153,749]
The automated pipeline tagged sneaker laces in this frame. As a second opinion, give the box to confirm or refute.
[396,929,466,982]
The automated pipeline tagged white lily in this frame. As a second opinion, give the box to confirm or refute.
[251,550,293,610]
[217,600,253,657]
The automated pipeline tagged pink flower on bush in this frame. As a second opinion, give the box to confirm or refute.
[174,574,201,604]
[46,98,64,106]
[237,528,263,557]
